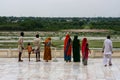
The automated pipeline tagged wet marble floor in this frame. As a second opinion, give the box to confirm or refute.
[0,58,120,80]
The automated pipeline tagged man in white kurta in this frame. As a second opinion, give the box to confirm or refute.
[102,35,113,67]
[33,34,41,62]
[18,32,24,62]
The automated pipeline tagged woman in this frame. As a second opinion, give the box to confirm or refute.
[43,37,52,62]
[64,34,72,62]
[81,38,91,65]
[73,35,80,62]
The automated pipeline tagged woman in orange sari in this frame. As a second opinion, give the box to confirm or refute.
[43,37,52,62]
[64,34,72,62]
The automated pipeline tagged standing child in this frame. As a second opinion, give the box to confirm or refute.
[26,42,32,61]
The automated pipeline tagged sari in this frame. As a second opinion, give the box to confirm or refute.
[43,37,52,61]
[64,34,72,62]
[73,35,80,62]
[81,38,89,65]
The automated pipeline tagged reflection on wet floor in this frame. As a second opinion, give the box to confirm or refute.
[0,58,120,80]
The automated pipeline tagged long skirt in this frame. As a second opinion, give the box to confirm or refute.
[82,57,87,65]
[64,53,71,62]
[44,46,52,60]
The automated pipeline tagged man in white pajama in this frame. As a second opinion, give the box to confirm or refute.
[102,35,113,67]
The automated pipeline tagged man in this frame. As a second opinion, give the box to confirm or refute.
[33,34,41,62]
[18,32,24,62]
[102,35,113,67]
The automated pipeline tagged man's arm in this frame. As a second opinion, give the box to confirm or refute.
[110,41,113,53]
[102,41,105,53]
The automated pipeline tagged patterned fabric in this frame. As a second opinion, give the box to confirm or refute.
[64,34,72,61]
[44,45,51,60]
[43,38,52,60]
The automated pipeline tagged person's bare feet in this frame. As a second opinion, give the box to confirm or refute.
[45,60,48,62]
[104,65,107,67]
[109,64,112,66]
[18,60,23,62]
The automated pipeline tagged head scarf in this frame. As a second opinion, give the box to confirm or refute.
[81,38,87,55]
[73,35,78,41]
[45,37,51,43]
[64,34,70,49]
[64,34,72,56]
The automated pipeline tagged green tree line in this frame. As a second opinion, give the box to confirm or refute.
[0,16,120,32]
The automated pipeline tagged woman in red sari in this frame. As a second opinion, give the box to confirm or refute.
[81,38,91,65]
[64,34,72,62]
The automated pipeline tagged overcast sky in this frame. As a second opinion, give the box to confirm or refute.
[0,0,120,17]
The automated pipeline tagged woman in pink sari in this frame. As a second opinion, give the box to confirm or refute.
[64,34,72,62]
[81,38,91,65]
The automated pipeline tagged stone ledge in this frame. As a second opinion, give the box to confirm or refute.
[0,49,120,58]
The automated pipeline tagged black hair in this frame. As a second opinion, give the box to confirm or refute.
[107,35,110,39]
[28,42,30,45]
[36,34,39,38]
[20,32,24,36]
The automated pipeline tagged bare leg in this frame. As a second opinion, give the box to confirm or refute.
[46,60,48,62]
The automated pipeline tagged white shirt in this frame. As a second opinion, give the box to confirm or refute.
[33,38,40,50]
[103,39,113,54]
[18,36,24,47]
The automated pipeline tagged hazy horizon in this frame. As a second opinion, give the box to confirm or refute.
[0,0,120,17]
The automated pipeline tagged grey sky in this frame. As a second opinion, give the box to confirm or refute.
[0,0,120,17]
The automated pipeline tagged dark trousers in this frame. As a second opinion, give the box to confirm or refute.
[18,52,22,61]
[36,51,40,61]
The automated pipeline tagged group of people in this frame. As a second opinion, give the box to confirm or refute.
[18,32,53,62]
[64,34,113,66]
[18,32,113,67]
[64,34,91,65]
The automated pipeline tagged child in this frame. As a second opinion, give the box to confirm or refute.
[26,42,32,61]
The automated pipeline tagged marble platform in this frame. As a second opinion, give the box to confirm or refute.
[0,48,120,58]
[0,58,120,80]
